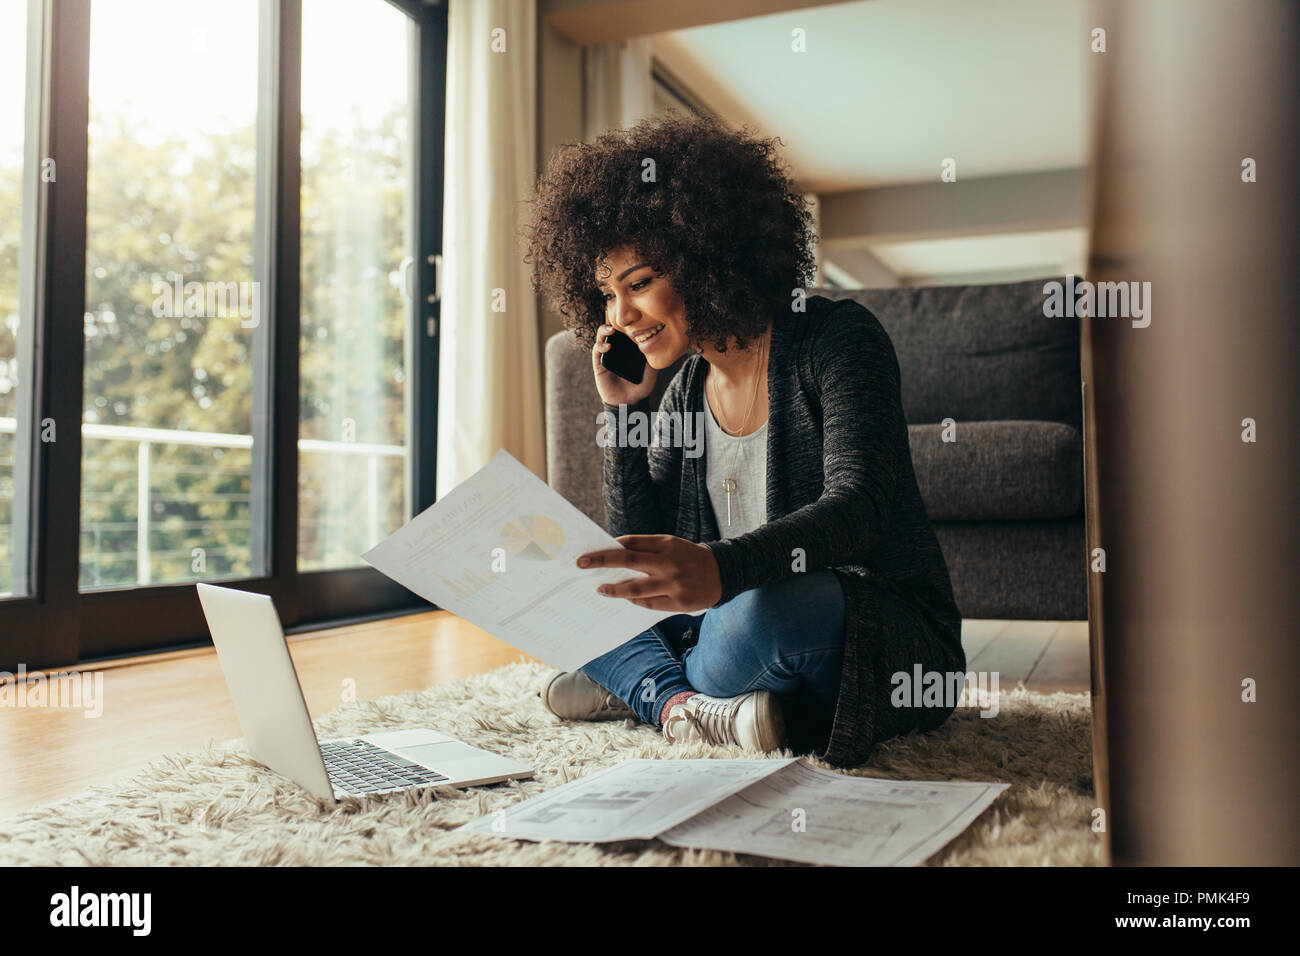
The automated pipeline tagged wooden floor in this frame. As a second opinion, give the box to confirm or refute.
[0,612,1089,820]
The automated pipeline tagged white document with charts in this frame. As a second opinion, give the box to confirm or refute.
[362,448,670,672]
[456,758,1010,867]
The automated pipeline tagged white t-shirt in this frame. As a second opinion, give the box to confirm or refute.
[703,396,768,538]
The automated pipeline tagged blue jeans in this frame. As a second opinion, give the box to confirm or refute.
[581,570,846,754]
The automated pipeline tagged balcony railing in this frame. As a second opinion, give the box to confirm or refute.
[0,417,405,590]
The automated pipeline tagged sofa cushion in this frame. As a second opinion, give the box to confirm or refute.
[908,420,1083,520]
[820,280,1082,432]
[931,517,1086,619]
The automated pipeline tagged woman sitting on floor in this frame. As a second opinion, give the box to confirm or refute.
[524,113,965,767]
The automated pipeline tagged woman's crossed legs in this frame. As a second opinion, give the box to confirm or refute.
[580,570,846,753]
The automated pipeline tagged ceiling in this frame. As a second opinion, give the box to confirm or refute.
[652,0,1095,192]
[647,0,1095,282]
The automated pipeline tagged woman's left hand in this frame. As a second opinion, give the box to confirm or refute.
[577,534,722,612]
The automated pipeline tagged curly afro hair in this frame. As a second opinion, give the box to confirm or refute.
[524,112,817,354]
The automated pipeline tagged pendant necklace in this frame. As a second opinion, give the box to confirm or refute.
[708,330,768,527]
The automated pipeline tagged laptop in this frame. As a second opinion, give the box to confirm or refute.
[196,582,534,802]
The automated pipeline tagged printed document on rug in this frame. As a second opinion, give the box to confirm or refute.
[362,449,671,671]
[456,757,1009,866]
[657,759,1010,866]
[456,758,800,842]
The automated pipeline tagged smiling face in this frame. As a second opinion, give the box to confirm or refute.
[595,244,692,368]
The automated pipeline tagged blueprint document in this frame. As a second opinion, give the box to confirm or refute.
[362,449,670,671]
[457,758,1010,866]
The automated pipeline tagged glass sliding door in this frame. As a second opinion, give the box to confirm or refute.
[298,0,416,571]
[80,0,265,590]
[0,0,445,668]
[0,0,36,600]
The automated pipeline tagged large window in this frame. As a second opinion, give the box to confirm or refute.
[0,0,446,668]
[81,0,264,590]
[1,0,35,600]
[299,0,414,571]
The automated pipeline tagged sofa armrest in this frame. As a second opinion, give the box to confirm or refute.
[545,332,607,527]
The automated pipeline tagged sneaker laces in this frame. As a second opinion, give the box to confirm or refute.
[673,695,741,746]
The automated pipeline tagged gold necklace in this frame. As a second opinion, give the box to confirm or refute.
[708,331,767,526]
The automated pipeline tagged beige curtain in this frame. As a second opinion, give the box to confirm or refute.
[438,0,545,497]
[583,37,654,140]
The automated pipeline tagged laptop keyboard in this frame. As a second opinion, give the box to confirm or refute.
[321,739,449,795]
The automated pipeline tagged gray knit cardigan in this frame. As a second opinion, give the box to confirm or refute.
[602,294,966,768]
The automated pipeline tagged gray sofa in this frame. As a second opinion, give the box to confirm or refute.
[544,277,1085,620]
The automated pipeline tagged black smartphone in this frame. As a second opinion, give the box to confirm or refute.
[599,329,647,384]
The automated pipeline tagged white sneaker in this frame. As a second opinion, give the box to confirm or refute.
[541,670,635,721]
[663,691,786,752]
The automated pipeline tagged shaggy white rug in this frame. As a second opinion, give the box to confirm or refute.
[0,661,1101,866]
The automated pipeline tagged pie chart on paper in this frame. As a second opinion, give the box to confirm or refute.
[500,514,566,561]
